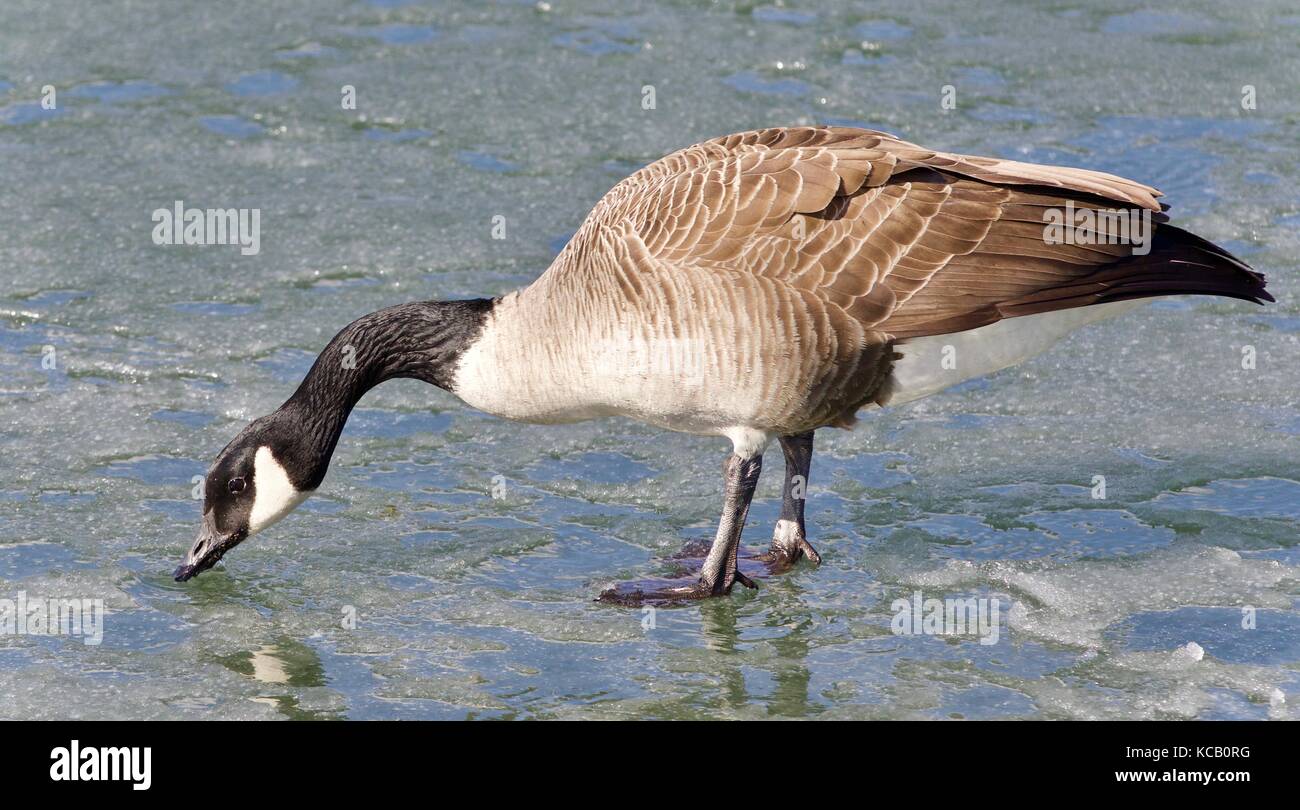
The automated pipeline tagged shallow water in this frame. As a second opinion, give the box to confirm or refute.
[1,0,1298,719]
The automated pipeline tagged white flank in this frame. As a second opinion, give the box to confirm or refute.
[887,300,1147,406]
[248,446,308,535]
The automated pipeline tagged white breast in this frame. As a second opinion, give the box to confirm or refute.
[450,292,612,424]
[450,290,757,434]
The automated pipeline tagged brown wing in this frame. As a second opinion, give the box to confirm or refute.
[552,126,1270,427]
[571,126,1267,333]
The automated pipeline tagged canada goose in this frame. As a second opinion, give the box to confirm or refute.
[174,126,1271,603]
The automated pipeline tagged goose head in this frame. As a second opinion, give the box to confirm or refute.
[174,411,312,581]
[171,298,495,582]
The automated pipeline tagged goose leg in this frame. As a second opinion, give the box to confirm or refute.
[597,452,763,605]
[760,430,821,571]
[698,453,763,593]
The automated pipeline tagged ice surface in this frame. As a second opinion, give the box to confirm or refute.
[0,0,1297,719]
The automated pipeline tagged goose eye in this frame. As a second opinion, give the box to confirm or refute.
[228,477,246,495]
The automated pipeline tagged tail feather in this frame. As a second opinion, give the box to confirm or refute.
[999,224,1272,318]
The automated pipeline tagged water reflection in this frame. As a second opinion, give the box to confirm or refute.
[694,582,818,718]
[216,639,335,720]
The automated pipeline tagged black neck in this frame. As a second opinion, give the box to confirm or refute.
[275,298,494,490]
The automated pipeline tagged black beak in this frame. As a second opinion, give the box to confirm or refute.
[174,512,245,582]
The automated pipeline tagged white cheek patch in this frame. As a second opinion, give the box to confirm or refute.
[248,446,309,536]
